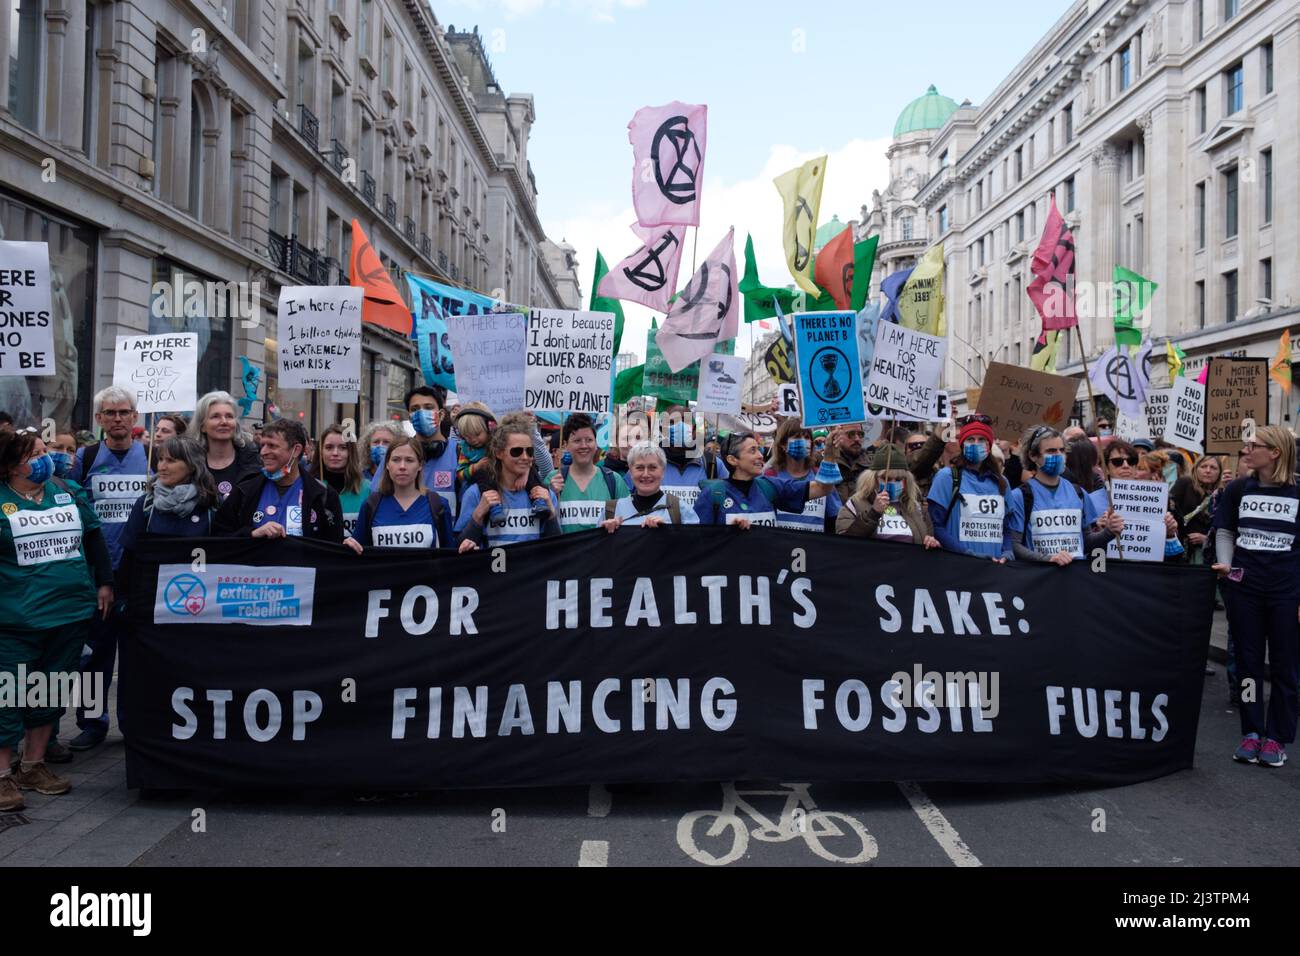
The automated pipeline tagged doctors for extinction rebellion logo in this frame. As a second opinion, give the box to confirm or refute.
[154,564,316,626]
[163,573,206,616]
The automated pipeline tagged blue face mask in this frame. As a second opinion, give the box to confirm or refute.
[411,409,438,438]
[1039,453,1066,477]
[883,480,903,501]
[1098,428,1113,438]
[25,454,54,484]
[561,450,573,466]
[261,461,292,482]
[787,439,810,461]
[962,442,988,464]
[369,445,388,468]
[49,452,73,478]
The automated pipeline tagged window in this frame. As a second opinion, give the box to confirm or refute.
[1261,258,1272,301]
[1223,165,1238,238]
[270,168,287,233]
[1014,147,1023,182]
[188,92,203,217]
[82,1,98,159]
[901,216,913,241]
[938,205,948,232]
[977,236,985,267]
[1224,270,1238,322]
[1047,118,1055,155]
[382,29,393,89]
[1064,176,1076,213]
[1194,0,1204,41]
[1195,85,1207,134]
[1224,63,1243,115]
[1026,137,1034,172]
[1016,211,1025,242]
[1063,104,1073,143]
[1223,0,1238,22]
[1196,280,1206,328]
[150,260,234,399]
[358,0,370,56]
[1134,215,1144,273]
[1195,182,1206,249]
[8,0,43,127]
[1125,141,1136,182]
[975,181,983,210]
[939,149,949,168]
[387,363,413,421]
[1261,148,1272,224]
[1119,45,1132,91]
[1263,41,1274,94]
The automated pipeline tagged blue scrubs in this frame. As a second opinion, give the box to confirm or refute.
[1006,476,1099,560]
[926,466,1012,560]
[456,485,560,545]
[693,476,810,527]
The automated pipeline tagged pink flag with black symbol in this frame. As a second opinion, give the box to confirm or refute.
[655,228,738,373]
[596,222,686,313]
[629,101,707,227]
[1026,196,1079,331]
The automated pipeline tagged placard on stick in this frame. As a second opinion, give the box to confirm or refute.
[1165,377,1205,453]
[795,310,865,427]
[524,308,615,413]
[445,311,526,412]
[1106,478,1169,563]
[1204,357,1268,454]
[0,240,54,376]
[864,322,945,420]
[112,333,198,412]
[277,285,363,391]
[975,361,1074,442]
[696,354,744,416]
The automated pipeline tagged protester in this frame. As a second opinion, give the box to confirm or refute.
[47,430,78,482]
[456,411,561,550]
[603,442,629,476]
[694,431,839,527]
[763,417,840,532]
[548,413,630,533]
[811,429,829,464]
[152,413,188,449]
[1093,416,1114,438]
[1007,425,1123,565]
[657,404,726,511]
[188,391,260,501]
[1068,437,1110,517]
[599,441,699,530]
[360,421,401,484]
[902,428,947,497]
[1172,455,1222,564]
[926,415,1012,562]
[120,435,219,546]
[0,427,114,810]
[823,423,870,501]
[837,443,940,547]
[372,386,462,515]
[453,403,497,486]
[1062,424,1088,443]
[346,436,454,552]
[213,419,345,541]
[1212,426,1300,768]
[317,424,367,538]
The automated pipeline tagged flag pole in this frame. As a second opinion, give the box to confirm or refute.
[1073,323,1123,558]
[691,227,700,275]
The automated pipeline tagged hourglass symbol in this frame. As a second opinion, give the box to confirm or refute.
[812,347,846,402]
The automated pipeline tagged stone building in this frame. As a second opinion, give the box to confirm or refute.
[0,1,578,432]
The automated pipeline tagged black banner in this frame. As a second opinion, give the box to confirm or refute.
[124,531,1215,789]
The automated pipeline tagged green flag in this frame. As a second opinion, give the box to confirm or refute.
[851,235,880,312]
[1113,265,1157,349]
[591,250,626,356]
[739,233,796,323]
[612,363,644,406]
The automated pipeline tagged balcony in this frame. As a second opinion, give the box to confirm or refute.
[328,139,348,176]
[362,171,376,204]
[268,230,288,272]
[383,194,397,224]
[449,263,459,281]
[404,216,416,242]
[438,251,448,271]
[421,233,432,258]
[297,104,320,150]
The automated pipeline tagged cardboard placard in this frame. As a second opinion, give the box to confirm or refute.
[0,240,54,376]
[864,322,945,420]
[112,333,198,413]
[524,308,615,414]
[975,362,1074,442]
[1204,357,1269,454]
[276,285,363,391]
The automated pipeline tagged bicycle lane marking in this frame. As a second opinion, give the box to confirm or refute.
[896,781,982,867]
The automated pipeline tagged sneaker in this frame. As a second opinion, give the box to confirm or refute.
[1233,733,1262,764]
[1258,739,1287,768]
[13,762,71,795]
[43,739,73,764]
[67,729,105,752]
[0,775,23,812]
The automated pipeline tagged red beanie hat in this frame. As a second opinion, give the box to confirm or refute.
[958,420,995,446]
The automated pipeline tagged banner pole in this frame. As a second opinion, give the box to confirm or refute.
[691,227,700,275]
[147,412,156,473]
[1074,323,1123,558]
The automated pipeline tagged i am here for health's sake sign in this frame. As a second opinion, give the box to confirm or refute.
[525,309,615,414]
[277,286,363,391]
[112,333,198,413]
[0,240,55,376]
[864,322,945,420]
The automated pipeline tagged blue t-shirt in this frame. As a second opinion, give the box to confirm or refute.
[769,469,841,533]
[1006,476,1099,560]
[353,493,450,550]
[660,456,729,514]
[693,476,810,526]
[456,485,560,546]
[1212,476,1300,597]
[253,477,305,537]
[609,492,700,526]
[927,466,1011,560]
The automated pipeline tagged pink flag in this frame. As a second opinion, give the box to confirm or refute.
[656,228,738,373]
[596,222,686,313]
[1026,196,1079,331]
[1196,363,1209,385]
[629,101,707,227]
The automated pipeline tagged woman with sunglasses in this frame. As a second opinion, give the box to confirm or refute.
[694,431,839,528]
[926,416,1013,562]
[345,436,454,553]
[1102,440,1185,561]
[1006,425,1123,566]
[1211,426,1300,768]
[456,411,561,550]
[763,417,841,532]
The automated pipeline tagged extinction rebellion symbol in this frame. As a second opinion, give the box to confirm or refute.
[164,573,207,616]
[810,347,848,404]
[651,116,701,206]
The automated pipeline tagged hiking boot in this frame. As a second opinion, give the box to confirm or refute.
[42,739,73,764]
[1258,739,1287,768]
[1233,733,1262,764]
[0,775,23,812]
[13,762,71,795]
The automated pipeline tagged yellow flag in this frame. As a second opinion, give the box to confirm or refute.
[1270,329,1292,392]
[897,243,946,337]
[1165,340,1184,379]
[773,156,827,296]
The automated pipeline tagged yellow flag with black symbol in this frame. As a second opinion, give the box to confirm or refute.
[773,156,826,296]
[897,243,946,337]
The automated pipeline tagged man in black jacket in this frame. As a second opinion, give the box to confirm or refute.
[214,420,344,541]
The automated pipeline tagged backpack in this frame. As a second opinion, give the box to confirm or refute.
[1019,477,1083,546]
[700,477,777,514]
[562,464,620,499]
[76,443,101,484]
[605,494,682,524]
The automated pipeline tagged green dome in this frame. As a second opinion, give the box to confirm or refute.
[813,214,848,254]
[893,85,960,138]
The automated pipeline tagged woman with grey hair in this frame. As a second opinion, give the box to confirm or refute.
[599,441,699,530]
[188,390,260,500]
[361,420,402,483]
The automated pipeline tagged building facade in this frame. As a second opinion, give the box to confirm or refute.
[0,0,578,433]
[887,0,1297,423]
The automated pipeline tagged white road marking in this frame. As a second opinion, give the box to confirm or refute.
[578,839,609,867]
[897,781,982,867]
[587,783,611,818]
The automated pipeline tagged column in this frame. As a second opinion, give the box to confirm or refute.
[1090,142,1121,353]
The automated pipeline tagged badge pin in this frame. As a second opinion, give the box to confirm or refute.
[253,510,264,523]
[1,503,16,516]
[266,505,277,515]
[723,498,734,509]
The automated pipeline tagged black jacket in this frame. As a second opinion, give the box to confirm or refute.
[213,471,345,542]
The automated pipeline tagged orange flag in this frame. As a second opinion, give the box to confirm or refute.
[1270,329,1293,392]
[812,225,855,310]
[349,220,410,334]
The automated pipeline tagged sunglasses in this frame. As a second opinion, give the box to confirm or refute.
[1109,455,1139,467]
[507,446,535,459]
[958,413,993,427]
[905,441,926,451]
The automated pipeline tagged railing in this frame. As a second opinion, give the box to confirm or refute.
[298,104,320,150]
[362,172,376,204]
[268,230,288,272]
[421,233,432,258]
[404,216,416,242]
[329,138,348,175]
[383,194,397,224]
[438,251,448,270]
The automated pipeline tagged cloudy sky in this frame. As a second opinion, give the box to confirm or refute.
[440,0,1073,360]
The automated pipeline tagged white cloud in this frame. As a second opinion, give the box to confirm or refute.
[548,137,892,362]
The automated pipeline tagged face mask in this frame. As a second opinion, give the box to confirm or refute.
[561,450,573,467]
[787,439,810,461]
[262,463,291,482]
[662,422,688,447]
[1162,462,1179,485]
[1098,428,1113,438]
[1039,453,1066,477]
[411,409,438,438]
[299,455,312,475]
[24,454,54,484]
[50,452,73,478]
[152,481,199,516]
[369,445,387,468]
[883,480,903,501]
[962,442,988,464]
